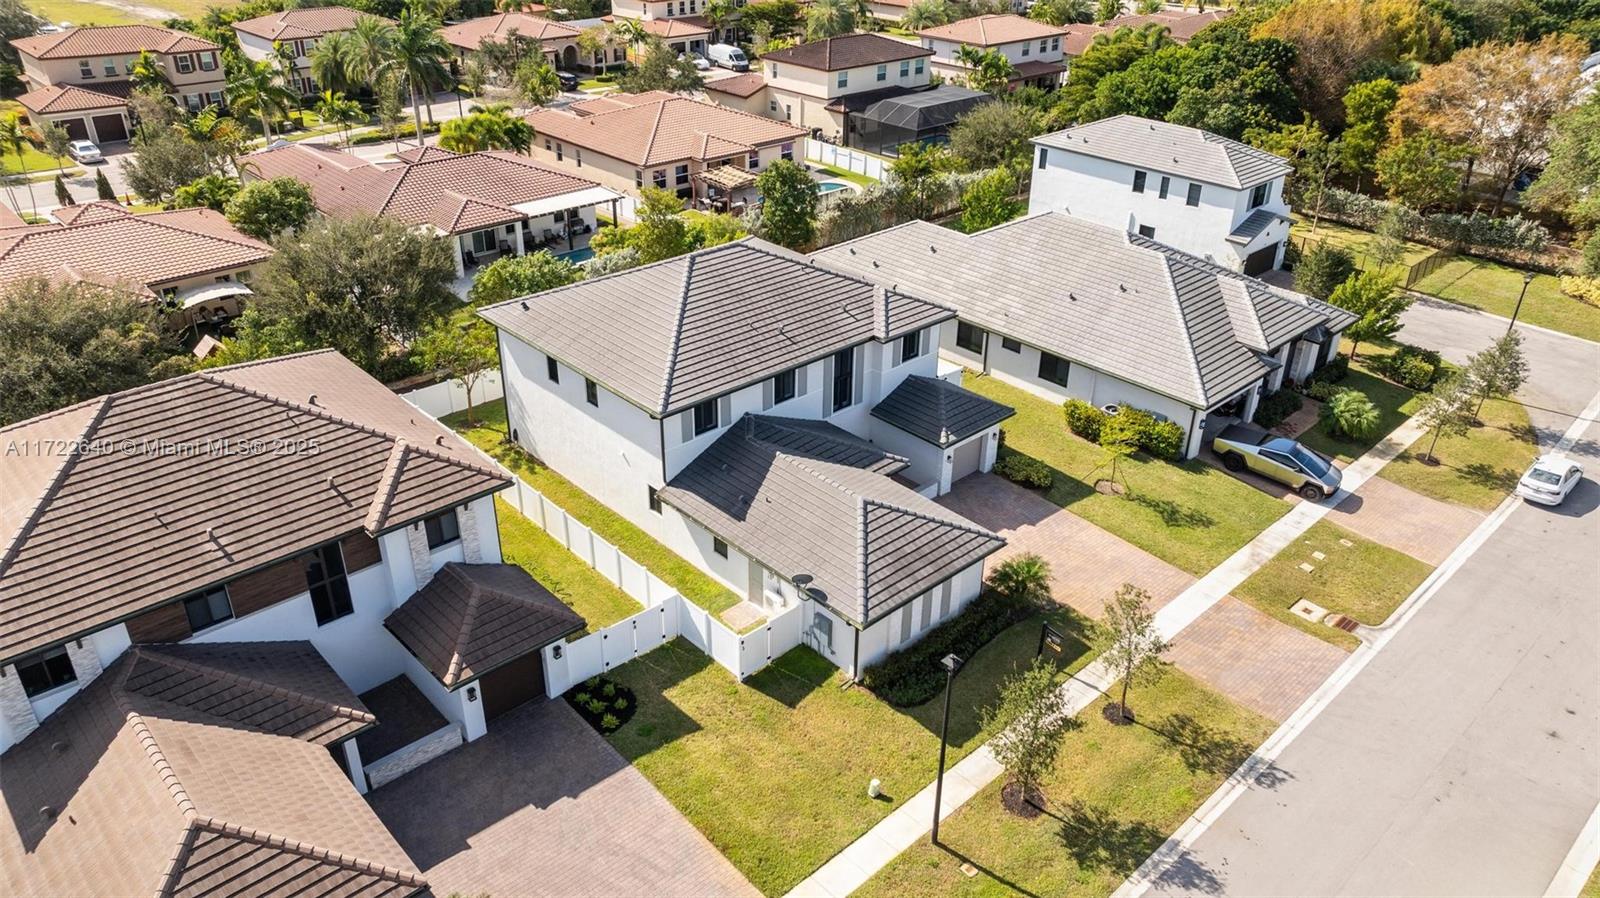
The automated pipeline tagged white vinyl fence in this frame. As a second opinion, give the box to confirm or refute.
[806,141,887,182]
[397,370,505,420]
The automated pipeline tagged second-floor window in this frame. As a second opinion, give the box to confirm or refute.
[103,59,117,76]
[199,51,217,71]
[837,70,848,88]
[78,59,92,78]
[1021,42,1030,56]
[915,58,924,75]
[424,509,461,549]
[1132,170,1147,193]
[900,60,909,77]
[303,543,353,626]
[1187,183,1202,206]
[654,169,667,189]
[900,330,923,362]
[175,54,194,74]
[956,321,985,354]
[16,645,76,698]
[183,585,234,632]
[773,368,796,404]
[876,64,886,81]
[1039,39,1048,53]
[830,347,854,412]
[1051,36,1060,51]
[692,398,718,434]
[1037,147,1048,169]
[1250,182,1270,209]
[675,163,689,185]
[781,142,794,161]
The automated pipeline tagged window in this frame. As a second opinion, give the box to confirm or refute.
[16,646,76,698]
[900,60,910,77]
[769,63,778,77]
[104,58,118,76]
[1039,39,1048,53]
[175,54,194,74]
[1186,183,1202,206]
[424,509,461,548]
[769,98,779,112]
[304,543,353,625]
[780,142,794,161]
[183,585,234,632]
[1001,336,1021,352]
[831,347,854,412]
[837,70,849,88]
[900,330,922,361]
[1158,175,1170,199]
[1250,182,1270,209]
[1021,42,1030,56]
[199,51,217,71]
[1132,170,1147,193]
[748,150,760,168]
[635,169,643,188]
[1051,36,1060,51]
[1037,147,1048,169]
[772,368,796,404]
[876,63,887,81]
[712,537,728,558]
[648,486,662,513]
[956,321,985,354]
[575,148,582,167]
[1037,351,1071,387]
[544,138,552,151]
[675,163,689,185]
[470,228,495,253]
[653,169,667,189]
[545,354,560,383]
[692,398,718,434]
[1138,224,1156,238]
[555,142,563,161]
[584,378,599,406]
[915,58,924,75]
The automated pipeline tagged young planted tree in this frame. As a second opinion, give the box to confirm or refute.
[52,174,72,207]
[1464,330,1528,424]
[753,159,818,250]
[314,89,366,146]
[1368,205,1410,270]
[1293,242,1356,300]
[1092,411,1141,495]
[1414,374,1475,464]
[40,122,71,174]
[414,308,499,425]
[1329,271,1411,362]
[981,658,1075,813]
[1102,583,1169,723]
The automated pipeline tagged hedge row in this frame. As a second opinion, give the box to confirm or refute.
[1318,187,1549,255]
[859,590,1033,707]
[1062,399,1185,460]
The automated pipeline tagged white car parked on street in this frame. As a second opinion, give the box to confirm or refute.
[1516,454,1584,506]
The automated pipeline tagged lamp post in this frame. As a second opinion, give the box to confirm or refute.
[1507,271,1536,334]
[931,652,963,846]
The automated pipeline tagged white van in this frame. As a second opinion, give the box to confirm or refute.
[707,43,749,72]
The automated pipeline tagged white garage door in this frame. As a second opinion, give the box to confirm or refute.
[950,437,983,482]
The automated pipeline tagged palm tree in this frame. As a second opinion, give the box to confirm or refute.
[513,56,560,109]
[308,31,357,95]
[0,114,37,217]
[176,104,248,171]
[348,15,398,85]
[381,9,452,142]
[703,0,737,42]
[226,58,296,139]
[314,89,365,145]
[804,0,857,41]
[608,18,648,59]
[902,0,953,30]
[129,50,170,93]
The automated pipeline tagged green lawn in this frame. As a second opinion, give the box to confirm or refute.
[965,373,1290,576]
[26,0,152,25]
[606,606,1096,896]
[0,144,72,176]
[445,400,741,616]
[1412,256,1600,344]
[495,497,641,634]
[856,668,1275,898]
[1581,860,1600,898]
[814,163,877,187]
[1297,345,1419,463]
[1292,219,1437,279]
[1234,519,1433,650]
[1381,394,1539,510]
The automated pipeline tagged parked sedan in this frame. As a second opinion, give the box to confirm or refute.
[1516,454,1584,506]
[556,70,579,91]
[1213,424,1343,500]
[67,139,103,164]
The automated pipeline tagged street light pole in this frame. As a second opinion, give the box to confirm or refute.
[931,653,963,846]
[1507,271,1536,334]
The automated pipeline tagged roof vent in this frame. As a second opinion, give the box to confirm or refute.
[50,740,70,756]
[929,245,936,253]
[1068,292,1076,301]
[872,260,879,267]
[307,393,319,406]
[520,300,529,310]
[435,435,445,446]
[38,806,56,821]
[848,247,856,254]
[1119,283,1127,292]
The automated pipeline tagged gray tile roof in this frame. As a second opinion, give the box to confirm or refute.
[871,375,1014,447]
[1227,208,1287,245]
[480,238,955,416]
[658,415,1003,627]
[1033,115,1292,189]
[813,213,1350,409]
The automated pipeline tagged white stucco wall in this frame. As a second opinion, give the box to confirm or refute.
[818,559,984,678]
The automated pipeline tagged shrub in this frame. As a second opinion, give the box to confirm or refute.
[602,682,616,697]
[1371,344,1443,390]
[994,453,1053,489]
[987,554,1052,607]
[1305,380,1346,401]
[1142,419,1185,459]
[1295,243,1357,300]
[1063,398,1107,442]
[1560,275,1600,305]
[600,712,620,731]
[860,590,1032,707]
[1393,355,1435,390]
[1309,354,1350,384]
[1320,389,1380,440]
[1254,388,1304,428]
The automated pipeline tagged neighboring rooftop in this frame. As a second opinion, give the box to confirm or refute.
[0,641,424,898]
[813,213,1355,410]
[1060,22,1102,55]
[0,350,511,665]
[918,14,1065,46]
[246,142,618,234]
[385,562,586,690]
[15,82,131,115]
[524,93,805,167]
[233,6,389,41]
[0,202,271,299]
[703,71,767,98]
[1033,114,1292,189]
[479,237,954,416]
[871,375,1014,448]
[1105,7,1231,42]
[660,414,1003,627]
[761,32,932,71]
[441,11,578,51]
[11,23,217,59]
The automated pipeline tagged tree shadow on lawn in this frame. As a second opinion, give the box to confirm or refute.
[934,845,1050,898]
[1459,462,1520,494]
[1129,491,1217,529]
[604,639,712,762]
[1046,799,1227,894]
[1141,713,1282,784]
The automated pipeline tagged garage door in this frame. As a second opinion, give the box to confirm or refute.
[1243,242,1280,276]
[480,650,546,721]
[61,118,89,141]
[90,114,127,143]
[950,437,984,483]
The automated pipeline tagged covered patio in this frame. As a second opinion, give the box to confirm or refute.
[450,185,623,283]
[693,165,759,215]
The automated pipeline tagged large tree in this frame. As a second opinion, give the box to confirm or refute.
[948,100,1039,171]
[468,250,582,305]
[238,214,458,372]
[225,56,296,139]
[1526,94,1600,233]
[437,103,533,152]
[617,37,705,93]
[224,177,316,240]
[1329,270,1411,361]
[960,167,1023,233]
[381,8,452,139]
[1052,23,1174,126]
[0,279,187,426]
[1375,130,1468,210]
[754,159,819,250]
[1339,77,1400,189]
[121,129,214,205]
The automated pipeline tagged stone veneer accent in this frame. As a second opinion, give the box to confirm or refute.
[460,503,484,563]
[0,664,38,742]
[65,638,103,685]
[363,723,463,789]
[407,523,433,588]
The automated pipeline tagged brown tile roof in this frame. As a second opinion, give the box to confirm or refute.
[918,14,1065,46]
[0,642,424,898]
[1104,7,1231,42]
[761,33,932,71]
[441,11,578,52]
[1060,22,1102,55]
[0,203,271,298]
[232,6,390,41]
[15,82,130,115]
[0,204,24,229]
[11,24,217,60]
[703,71,766,98]
[1010,59,1067,79]
[525,95,805,167]
[246,143,608,234]
[598,14,711,38]
[0,350,511,664]
[385,563,586,689]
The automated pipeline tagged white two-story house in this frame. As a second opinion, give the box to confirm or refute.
[1029,115,1295,275]
[482,238,1014,679]
[918,14,1069,91]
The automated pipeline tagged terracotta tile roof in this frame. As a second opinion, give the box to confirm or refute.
[703,71,766,97]
[0,204,24,229]
[0,642,424,898]
[0,350,511,664]
[567,89,679,115]
[385,563,586,689]
[525,94,805,167]
[15,82,130,115]
[1104,7,1230,42]
[1060,22,1102,55]
[11,24,217,60]
[0,203,271,298]
[232,6,390,41]
[246,143,608,234]
[441,11,577,51]
[761,33,931,71]
[918,14,1065,46]
[1010,59,1067,79]
[598,14,711,38]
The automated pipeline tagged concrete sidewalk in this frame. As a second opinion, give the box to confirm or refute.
[785,416,1431,898]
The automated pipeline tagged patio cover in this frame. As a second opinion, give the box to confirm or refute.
[173,280,252,309]
[697,166,758,191]
[514,184,625,219]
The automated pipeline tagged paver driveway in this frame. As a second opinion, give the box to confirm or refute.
[1165,597,1348,721]
[368,698,758,898]
[1328,476,1485,566]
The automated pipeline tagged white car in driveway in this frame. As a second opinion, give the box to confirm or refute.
[67,139,103,164]
[1516,454,1584,506]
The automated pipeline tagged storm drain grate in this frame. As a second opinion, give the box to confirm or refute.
[1330,615,1360,632]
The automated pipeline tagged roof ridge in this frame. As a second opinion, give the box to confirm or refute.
[860,494,1003,544]
[137,644,377,724]
[445,566,481,686]
[113,658,199,822]
[0,395,110,580]
[1158,254,1212,405]
[188,816,428,889]
[366,439,410,531]
[641,99,667,167]
[657,249,698,412]
[56,204,272,254]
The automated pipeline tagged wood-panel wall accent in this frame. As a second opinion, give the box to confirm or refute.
[340,533,382,572]
[125,601,191,644]
[229,558,309,618]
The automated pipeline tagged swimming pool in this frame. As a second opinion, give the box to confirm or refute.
[817,181,851,194]
[558,246,596,264]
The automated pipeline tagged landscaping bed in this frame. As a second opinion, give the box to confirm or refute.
[860,590,1039,707]
[564,674,637,734]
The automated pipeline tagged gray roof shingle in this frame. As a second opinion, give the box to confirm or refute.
[871,375,1014,447]
[658,415,1003,627]
[1033,115,1292,189]
[1227,208,1287,245]
[480,238,955,416]
[813,213,1351,409]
